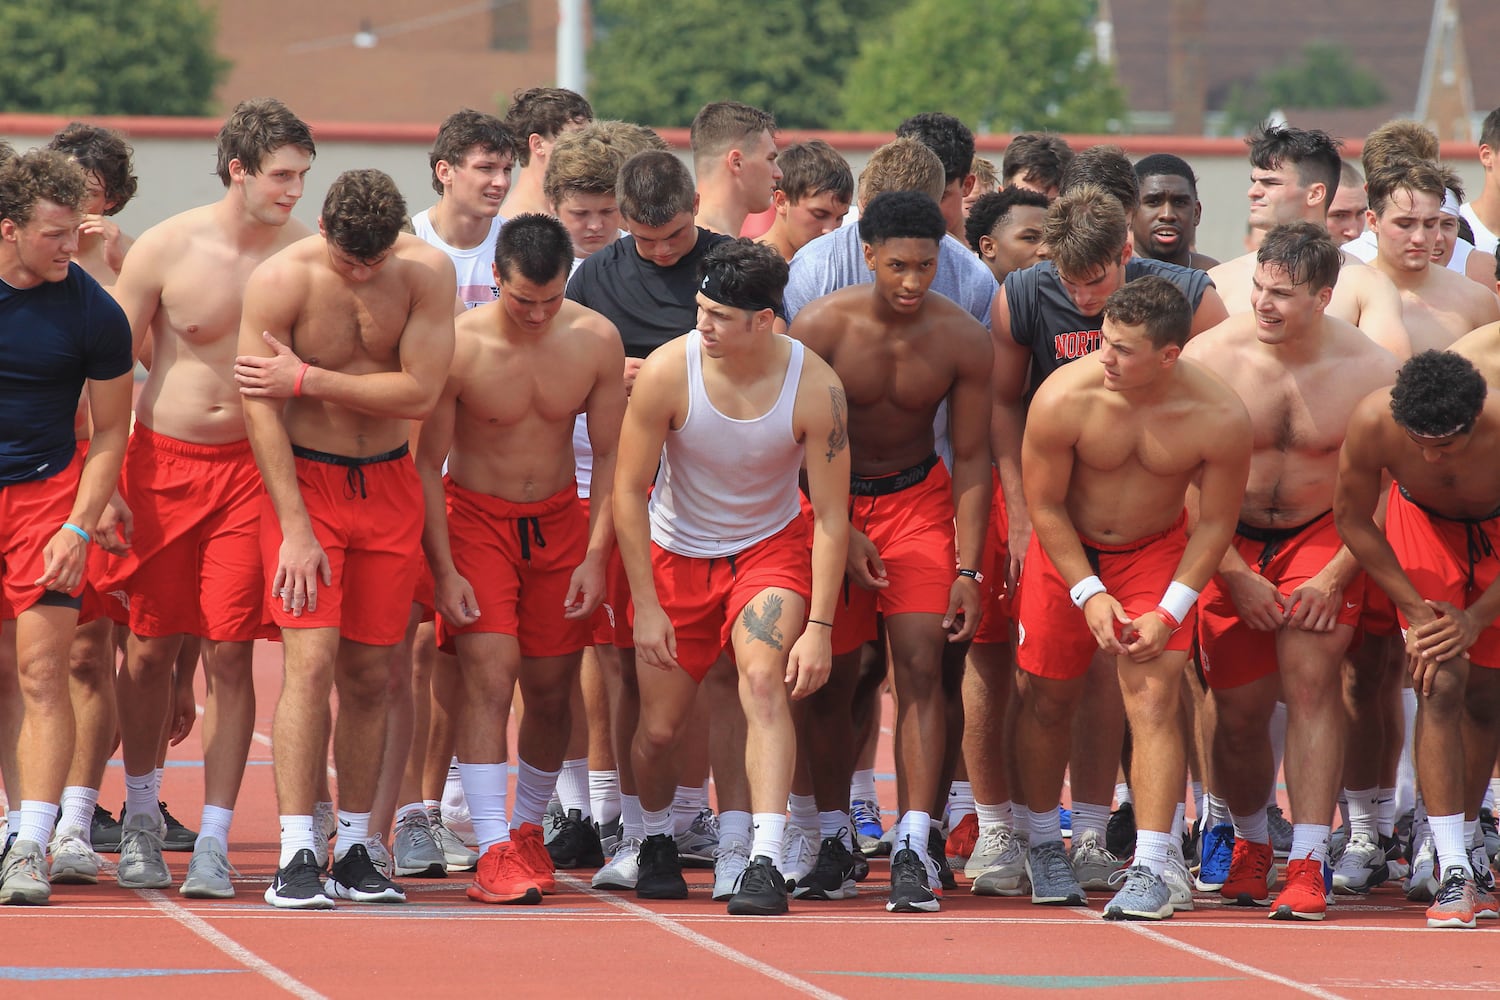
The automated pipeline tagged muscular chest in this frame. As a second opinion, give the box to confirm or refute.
[1401,293,1470,350]
[1235,366,1348,457]
[1075,408,1200,478]
[158,248,259,346]
[293,282,406,371]
[834,336,947,414]
[463,339,593,425]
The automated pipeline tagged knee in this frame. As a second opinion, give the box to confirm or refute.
[738,664,787,716]
[1213,701,1269,751]
[335,660,390,709]
[634,713,684,759]
[892,654,942,702]
[1022,683,1078,730]
[521,681,570,726]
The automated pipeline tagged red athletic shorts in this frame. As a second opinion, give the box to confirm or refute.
[0,448,86,620]
[579,495,619,646]
[93,425,271,641]
[1386,482,1500,669]
[260,444,423,647]
[833,456,956,656]
[1358,575,1399,639]
[412,559,436,624]
[1016,510,1194,681]
[638,517,811,682]
[972,471,1014,645]
[436,477,592,659]
[1197,512,1360,690]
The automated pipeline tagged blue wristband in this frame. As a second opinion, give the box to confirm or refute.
[62,522,91,544]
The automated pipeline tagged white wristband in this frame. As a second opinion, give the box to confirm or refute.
[1070,575,1107,609]
[1159,581,1200,623]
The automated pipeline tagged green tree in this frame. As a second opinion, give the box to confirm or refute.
[589,0,866,129]
[1220,43,1386,135]
[838,0,1125,134]
[0,0,227,116]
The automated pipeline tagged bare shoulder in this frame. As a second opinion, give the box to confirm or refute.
[1179,359,1251,427]
[1031,352,1098,407]
[557,299,622,346]
[1328,315,1400,371]
[1207,251,1253,285]
[796,337,843,391]
[1180,312,1254,363]
[1451,322,1500,382]
[125,205,218,268]
[393,233,457,282]
[792,284,865,327]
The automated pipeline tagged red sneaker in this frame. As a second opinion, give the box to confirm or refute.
[1269,858,1326,921]
[512,822,556,894]
[467,843,541,905]
[946,813,978,862]
[1221,839,1274,906]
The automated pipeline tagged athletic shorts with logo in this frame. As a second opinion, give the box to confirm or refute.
[260,443,422,647]
[1198,511,1362,690]
[1017,510,1194,680]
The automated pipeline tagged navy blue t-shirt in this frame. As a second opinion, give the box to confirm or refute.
[0,263,132,484]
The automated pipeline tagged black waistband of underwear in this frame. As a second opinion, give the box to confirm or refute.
[850,453,939,498]
[1235,510,1332,545]
[291,442,410,467]
[1397,483,1500,523]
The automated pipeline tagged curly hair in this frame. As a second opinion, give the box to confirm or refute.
[896,112,975,186]
[47,123,137,215]
[1390,351,1487,437]
[0,149,87,228]
[1102,275,1191,348]
[858,190,946,246]
[965,186,1048,253]
[321,169,407,263]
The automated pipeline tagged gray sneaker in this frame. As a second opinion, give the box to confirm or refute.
[1266,804,1293,858]
[392,811,447,878]
[1164,838,1195,911]
[48,826,102,885]
[779,824,817,890]
[711,836,751,901]
[314,802,336,870]
[592,836,641,889]
[427,806,478,872]
[0,839,51,905]
[180,838,236,899]
[1070,828,1125,890]
[968,823,1028,896]
[117,811,172,889]
[676,808,720,867]
[1103,865,1174,920]
[1027,839,1086,905]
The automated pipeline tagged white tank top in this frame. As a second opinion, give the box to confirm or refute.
[649,333,805,557]
[411,209,503,308]
[1461,204,1500,255]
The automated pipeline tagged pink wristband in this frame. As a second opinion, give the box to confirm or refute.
[293,362,310,398]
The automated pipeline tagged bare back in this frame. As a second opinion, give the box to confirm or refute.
[1350,389,1500,518]
[1451,322,1500,385]
[1184,312,1399,528]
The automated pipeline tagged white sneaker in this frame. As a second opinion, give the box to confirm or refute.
[593,836,641,890]
[1332,832,1387,894]
[313,802,336,870]
[427,807,479,872]
[779,825,816,890]
[442,800,479,849]
[968,823,1028,896]
[711,836,751,901]
[48,826,102,885]
[1070,828,1124,890]
[1164,838,1195,911]
[1406,825,1438,902]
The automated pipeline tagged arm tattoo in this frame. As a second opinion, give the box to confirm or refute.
[825,385,848,463]
[741,593,786,650]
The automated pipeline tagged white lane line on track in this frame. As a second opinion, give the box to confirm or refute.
[557,874,845,999]
[138,889,328,1000]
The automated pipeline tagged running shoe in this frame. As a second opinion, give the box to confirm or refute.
[1164,837,1194,912]
[1331,832,1387,894]
[48,826,102,885]
[675,808,720,868]
[91,804,122,854]
[927,827,957,890]
[597,816,623,857]
[1058,806,1072,837]
[1195,822,1234,891]
[313,802,335,871]
[592,837,641,890]
[967,823,1027,896]
[0,839,50,906]
[727,855,788,916]
[1102,865,1172,921]
[1381,833,1410,883]
[264,849,333,910]
[1070,828,1124,890]
[158,801,197,852]
[1106,801,1136,859]
[1482,808,1500,863]
[467,842,541,905]
[794,832,859,901]
[392,810,447,878]
[851,798,885,855]
[1221,839,1275,906]
[780,824,817,890]
[1406,825,1439,902]
[1470,843,1499,919]
[1426,866,1478,929]
[367,834,394,879]
[427,805,479,872]
[542,797,565,845]
[1269,857,1326,921]
[547,808,606,869]
[326,843,406,903]
[116,811,171,889]
[886,844,940,913]
[1266,804,1292,858]
[1027,840,1086,906]
[636,833,688,899]
[180,838,237,899]
[712,836,751,902]
[511,822,556,894]
[945,812,978,865]
[442,800,479,849]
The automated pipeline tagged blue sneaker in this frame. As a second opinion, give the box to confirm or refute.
[851,798,884,856]
[1194,823,1233,891]
[1058,807,1072,837]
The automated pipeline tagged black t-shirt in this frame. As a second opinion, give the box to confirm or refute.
[0,263,132,484]
[1004,258,1214,388]
[565,228,732,358]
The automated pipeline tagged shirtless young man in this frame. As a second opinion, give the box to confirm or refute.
[1363,160,1499,354]
[415,214,625,906]
[1326,161,1367,248]
[691,101,781,238]
[964,186,1049,283]
[235,169,456,909]
[791,191,992,913]
[755,140,853,262]
[1208,125,1410,359]
[1131,154,1218,271]
[101,99,315,898]
[46,123,136,284]
[616,239,849,915]
[1335,351,1500,929]
[499,87,593,220]
[1460,108,1500,255]
[1018,275,1250,920]
[0,151,133,906]
[1182,223,1399,920]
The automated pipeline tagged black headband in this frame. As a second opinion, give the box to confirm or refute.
[699,268,782,316]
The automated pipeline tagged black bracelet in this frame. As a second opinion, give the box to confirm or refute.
[957,568,981,581]
[807,618,834,628]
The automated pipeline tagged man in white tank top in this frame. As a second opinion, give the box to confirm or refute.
[615,240,849,915]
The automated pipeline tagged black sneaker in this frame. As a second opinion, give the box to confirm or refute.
[793,833,859,900]
[851,849,870,882]
[927,827,956,891]
[159,801,198,852]
[728,856,789,915]
[325,843,406,903]
[635,833,688,899]
[547,809,605,869]
[92,804,122,854]
[886,846,940,912]
[1107,801,1137,859]
[264,848,335,909]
